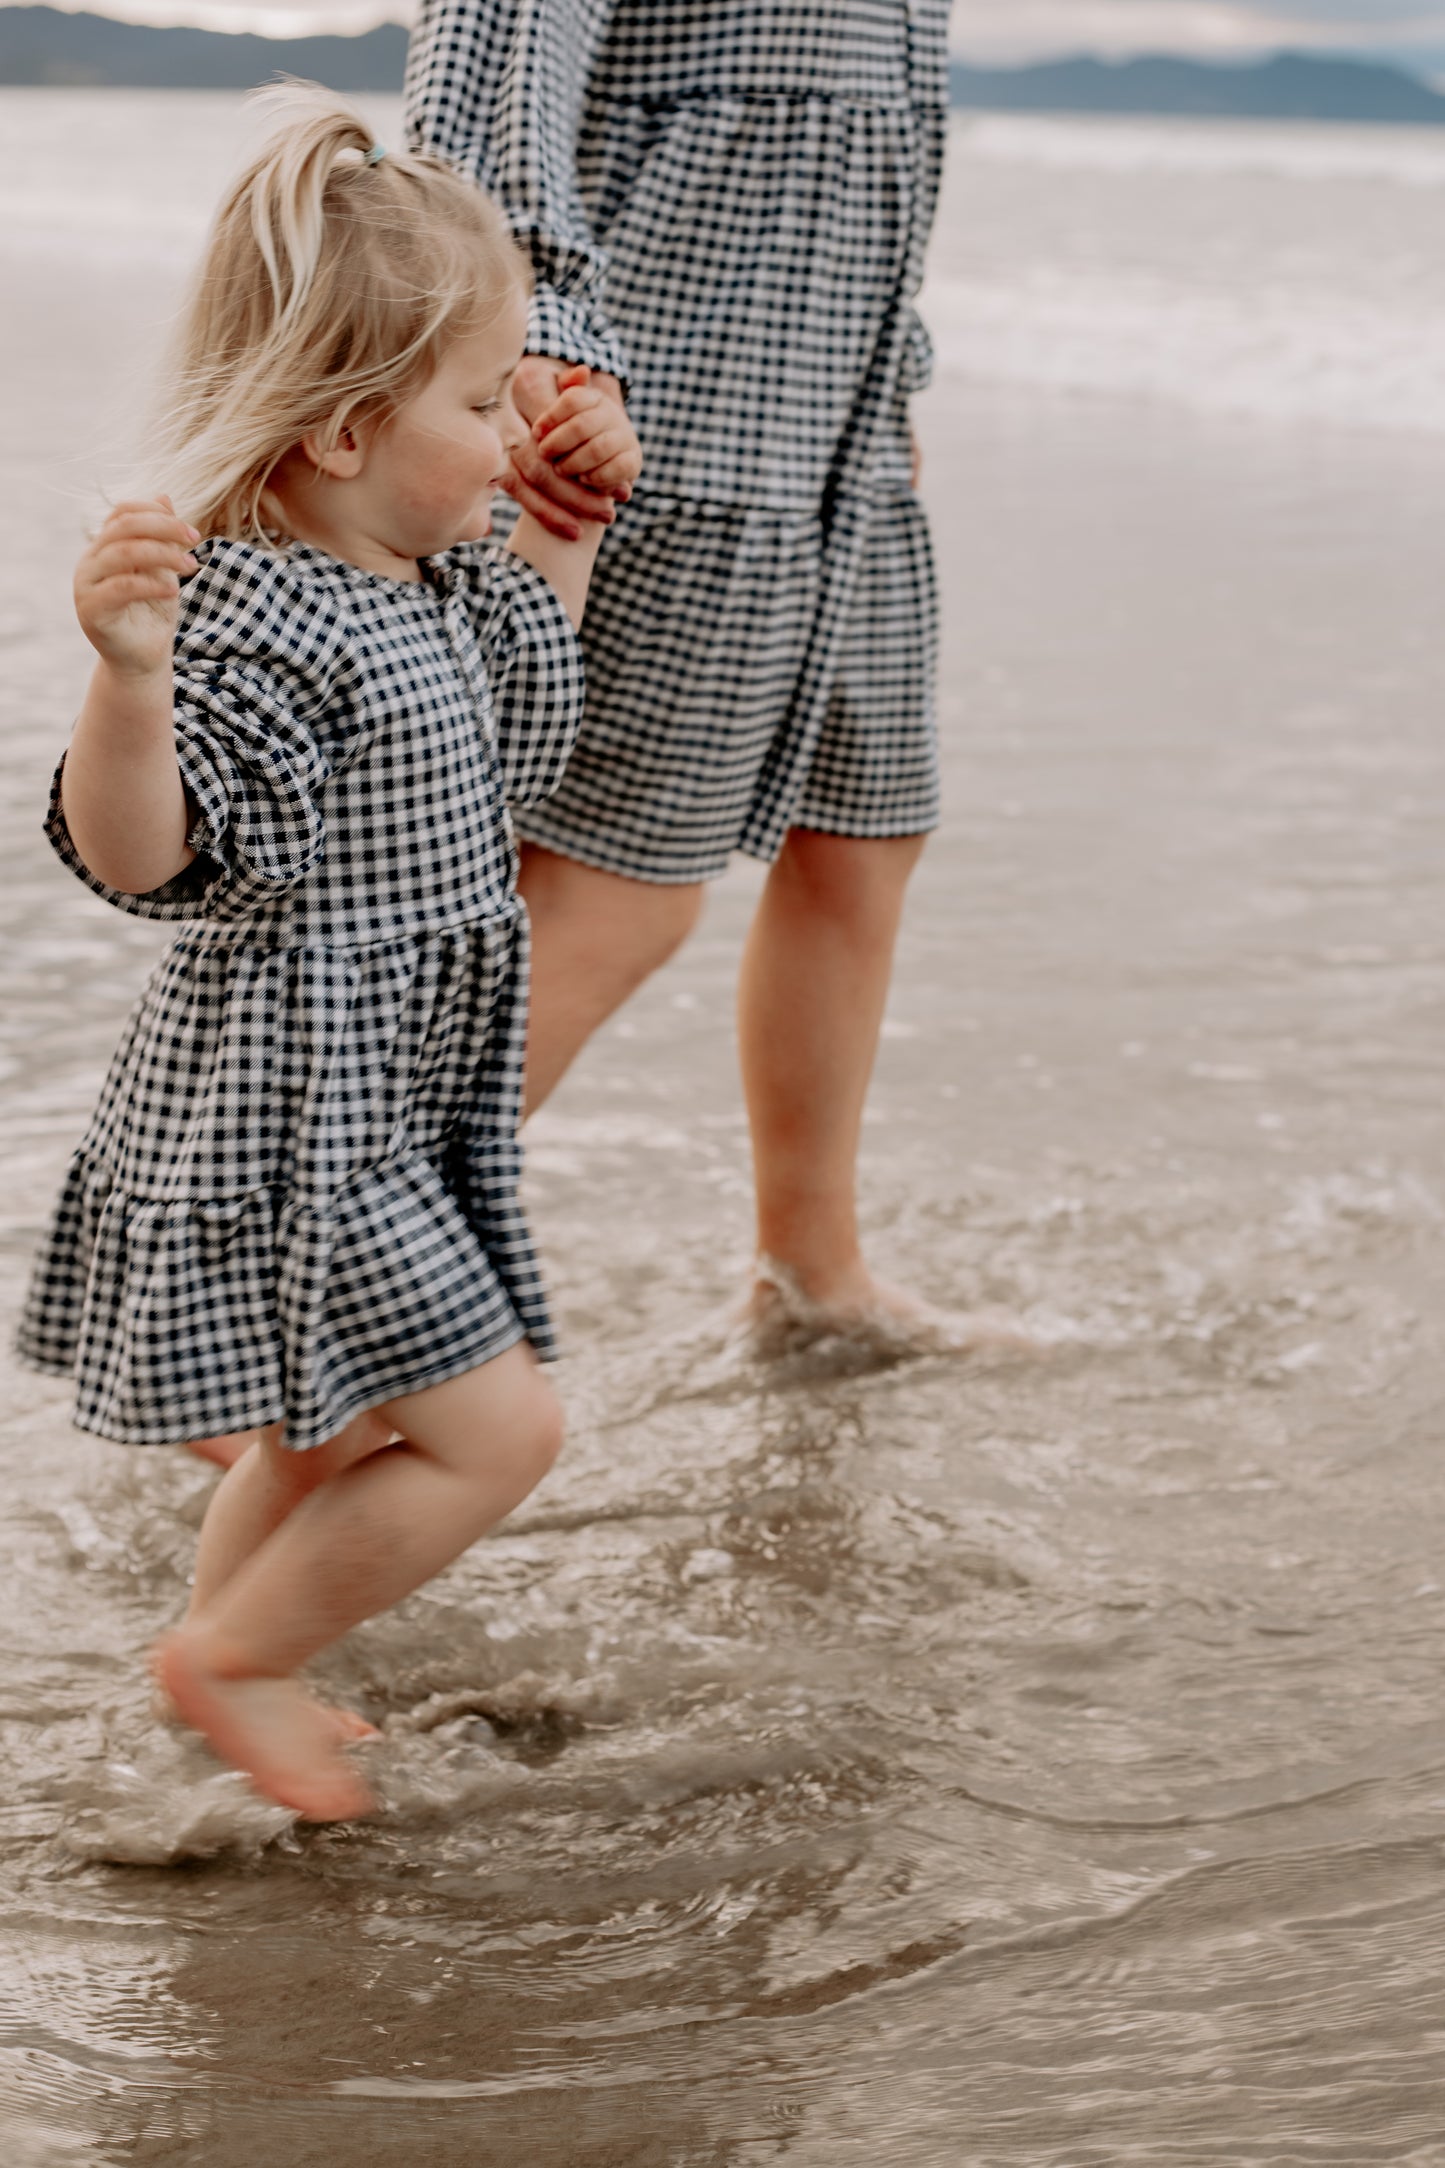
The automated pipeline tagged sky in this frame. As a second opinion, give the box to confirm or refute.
[18,0,1445,78]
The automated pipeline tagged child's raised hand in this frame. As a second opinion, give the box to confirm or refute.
[531,366,642,503]
[75,499,200,677]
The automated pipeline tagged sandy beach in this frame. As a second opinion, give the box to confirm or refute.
[2,91,1445,2163]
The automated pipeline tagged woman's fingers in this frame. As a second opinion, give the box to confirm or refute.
[502,470,584,540]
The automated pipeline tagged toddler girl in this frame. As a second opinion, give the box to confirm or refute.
[16,88,640,1822]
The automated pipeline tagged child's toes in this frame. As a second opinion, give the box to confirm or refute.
[318,1703,381,1744]
[153,1632,373,1822]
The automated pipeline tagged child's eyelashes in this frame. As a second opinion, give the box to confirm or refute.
[472,398,503,416]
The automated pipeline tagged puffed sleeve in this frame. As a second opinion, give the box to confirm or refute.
[464,545,586,807]
[45,541,356,922]
[403,0,630,389]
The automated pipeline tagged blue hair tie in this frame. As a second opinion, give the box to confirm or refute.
[364,143,385,167]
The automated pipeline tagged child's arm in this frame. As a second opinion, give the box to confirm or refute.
[505,367,641,628]
[62,500,201,895]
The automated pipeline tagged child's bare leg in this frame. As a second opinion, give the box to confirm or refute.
[178,1410,392,1745]
[183,1430,255,1472]
[185,1411,393,1619]
[156,1346,562,1820]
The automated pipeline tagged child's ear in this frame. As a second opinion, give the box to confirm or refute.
[299,422,365,480]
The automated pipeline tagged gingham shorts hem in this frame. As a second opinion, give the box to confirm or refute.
[514,482,941,886]
[517,802,940,886]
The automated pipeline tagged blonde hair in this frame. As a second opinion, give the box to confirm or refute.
[156,82,531,541]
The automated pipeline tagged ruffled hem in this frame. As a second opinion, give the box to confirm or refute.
[15,1136,556,1450]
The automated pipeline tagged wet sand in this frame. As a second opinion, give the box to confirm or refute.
[4,96,1445,2167]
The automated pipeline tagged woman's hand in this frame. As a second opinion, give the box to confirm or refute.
[75,499,199,677]
[506,356,634,540]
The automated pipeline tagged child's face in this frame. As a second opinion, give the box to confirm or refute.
[364,284,530,558]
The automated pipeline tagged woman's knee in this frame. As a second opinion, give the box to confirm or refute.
[775,827,928,924]
[520,843,704,988]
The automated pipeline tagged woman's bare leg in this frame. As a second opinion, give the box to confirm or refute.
[738,826,927,1311]
[156,1348,563,1819]
[519,843,703,1112]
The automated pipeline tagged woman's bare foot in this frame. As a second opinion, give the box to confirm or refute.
[741,1256,1037,1359]
[153,1632,373,1822]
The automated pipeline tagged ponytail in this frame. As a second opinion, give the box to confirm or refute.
[152,82,529,542]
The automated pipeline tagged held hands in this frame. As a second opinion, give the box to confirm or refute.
[75,499,199,678]
[507,359,641,541]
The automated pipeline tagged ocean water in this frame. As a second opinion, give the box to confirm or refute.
[925,111,1445,435]
[3,89,1445,2165]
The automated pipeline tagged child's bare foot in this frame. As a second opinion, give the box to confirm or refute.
[154,1676,377,1748]
[319,1704,381,1744]
[741,1256,1037,1359]
[153,1632,373,1821]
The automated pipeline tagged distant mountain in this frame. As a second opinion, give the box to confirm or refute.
[2,10,1443,123]
[950,52,1445,127]
[0,5,407,90]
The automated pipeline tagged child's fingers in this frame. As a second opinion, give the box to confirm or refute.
[533,388,603,443]
[566,450,641,495]
[509,436,618,524]
[554,427,642,480]
[89,508,200,554]
[535,409,615,462]
[85,511,198,572]
[86,571,185,609]
[83,538,198,584]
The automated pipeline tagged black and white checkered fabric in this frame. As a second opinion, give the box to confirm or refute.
[16,537,586,1449]
[405,1,949,879]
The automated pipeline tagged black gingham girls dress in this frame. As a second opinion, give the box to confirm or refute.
[404,0,948,883]
[16,538,585,1449]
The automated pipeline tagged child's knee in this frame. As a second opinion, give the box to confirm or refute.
[259,1406,391,1494]
[523,1384,565,1483]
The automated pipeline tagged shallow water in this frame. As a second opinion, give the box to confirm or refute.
[4,92,1445,2164]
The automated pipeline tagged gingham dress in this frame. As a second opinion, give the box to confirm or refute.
[16,538,585,1449]
[404,0,948,881]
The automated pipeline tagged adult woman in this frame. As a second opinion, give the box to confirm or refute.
[405,0,951,1334]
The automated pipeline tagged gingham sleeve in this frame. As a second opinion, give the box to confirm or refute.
[899,307,935,396]
[464,545,586,807]
[45,542,352,922]
[403,0,630,388]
